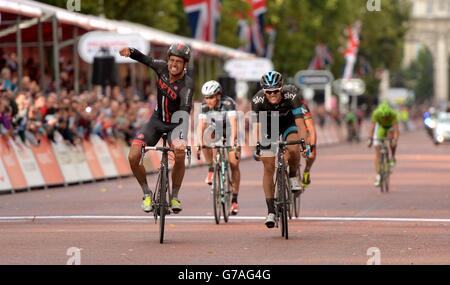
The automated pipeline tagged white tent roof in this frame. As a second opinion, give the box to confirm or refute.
[0,0,255,59]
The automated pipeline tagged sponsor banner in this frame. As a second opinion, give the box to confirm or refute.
[30,137,64,186]
[82,139,105,180]
[0,158,12,192]
[10,140,45,188]
[107,140,132,176]
[70,144,94,182]
[224,58,274,81]
[78,31,150,64]
[0,139,27,189]
[51,140,80,184]
[90,135,118,178]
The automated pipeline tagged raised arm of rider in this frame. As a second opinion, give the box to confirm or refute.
[128,48,165,72]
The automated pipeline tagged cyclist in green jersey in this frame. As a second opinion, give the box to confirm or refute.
[368,102,400,186]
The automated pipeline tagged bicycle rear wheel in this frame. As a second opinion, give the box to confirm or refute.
[293,191,301,218]
[212,163,221,224]
[287,178,293,220]
[383,162,390,193]
[283,174,289,239]
[222,165,232,223]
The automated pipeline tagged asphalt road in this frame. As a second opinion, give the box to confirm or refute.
[0,130,449,265]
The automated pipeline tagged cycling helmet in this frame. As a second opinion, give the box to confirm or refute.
[201,80,222,97]
[260,71,283,90]
[167,43,191,62]
[378,102,392,117]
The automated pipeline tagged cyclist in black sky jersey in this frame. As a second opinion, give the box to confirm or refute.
[252,71,316,228]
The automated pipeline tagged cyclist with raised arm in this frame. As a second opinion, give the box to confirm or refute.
[252,71,312,228]
[197,80,241,215]
[119,43,193,214]
[368,102,400,187]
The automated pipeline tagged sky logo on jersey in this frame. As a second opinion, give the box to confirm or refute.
[183,0,221,42]
[252,96,264,105]
[284,92,296,100]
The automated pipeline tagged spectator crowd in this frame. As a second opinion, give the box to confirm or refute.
[0,51,155,147]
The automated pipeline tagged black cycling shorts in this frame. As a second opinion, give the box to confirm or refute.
[260,116,298,147]
[132,115,185,147]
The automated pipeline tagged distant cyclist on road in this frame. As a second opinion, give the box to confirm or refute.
[345,110,359,142]
[252,71,315,228]
[119,43,194,214]
[368,102,400,187]
[197,80,241,215]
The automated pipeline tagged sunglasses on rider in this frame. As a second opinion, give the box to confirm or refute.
[264,89,281,95]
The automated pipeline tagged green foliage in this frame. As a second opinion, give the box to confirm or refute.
[393,47,434,103]
[216,0,252,49]
[40,0,411,98]
[39,0,188,35]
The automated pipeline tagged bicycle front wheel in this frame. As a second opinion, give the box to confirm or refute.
[159,168,168,244]
[276,170,289,239]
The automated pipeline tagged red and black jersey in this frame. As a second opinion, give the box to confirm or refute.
[129,48,194,123]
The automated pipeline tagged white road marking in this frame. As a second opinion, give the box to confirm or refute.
[0,215,449,223]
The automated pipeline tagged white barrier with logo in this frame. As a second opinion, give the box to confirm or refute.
[0,120,375,192]
[11,141,45,188]
[70,145,94,182]
[0,160,12,192]
[52,141,80,184]
[90,135,118,178]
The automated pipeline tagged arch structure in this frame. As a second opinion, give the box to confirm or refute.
[403,0,450,104]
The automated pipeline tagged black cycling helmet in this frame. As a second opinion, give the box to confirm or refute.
[260,71,283,90]
[167,43,191,62]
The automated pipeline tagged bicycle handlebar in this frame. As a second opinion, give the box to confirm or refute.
[196,144,240,160]
[256,139,307,156]
[141,146,192,167]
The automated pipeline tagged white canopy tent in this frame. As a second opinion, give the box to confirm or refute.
[0,0,254,93]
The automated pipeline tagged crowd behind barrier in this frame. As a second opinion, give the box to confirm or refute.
[0,51,422,192]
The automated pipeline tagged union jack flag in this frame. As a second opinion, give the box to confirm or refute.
[342,21,361,79]
[182,0,221,43]
[238,0,267,57]
[308,43,334,70]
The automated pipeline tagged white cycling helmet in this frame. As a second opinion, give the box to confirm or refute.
[201,80,221,97]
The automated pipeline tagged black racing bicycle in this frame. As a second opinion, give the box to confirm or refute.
[140,133,191,244]
[198,138,239,224]
[257,138,306,240]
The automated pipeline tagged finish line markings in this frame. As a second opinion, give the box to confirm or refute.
[0,216,449,223]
